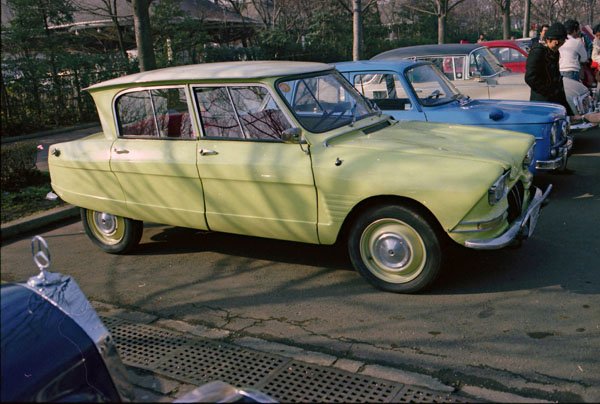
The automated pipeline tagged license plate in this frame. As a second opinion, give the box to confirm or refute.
[528,202,541,237]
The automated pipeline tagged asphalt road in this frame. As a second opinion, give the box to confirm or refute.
[2,127,599,402]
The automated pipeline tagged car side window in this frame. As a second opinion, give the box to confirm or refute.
[116,88,193,139]
[424,57,463,80]
[195,86,290,141]
[353,73,412,111]
[195,87,244,139]
[510,48,526,62]
[116,91,157,137]
[230,87,291,140]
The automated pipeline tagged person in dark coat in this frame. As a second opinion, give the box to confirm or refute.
[525,22,575,115]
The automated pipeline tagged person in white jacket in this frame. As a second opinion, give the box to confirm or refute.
[559,19,588,81]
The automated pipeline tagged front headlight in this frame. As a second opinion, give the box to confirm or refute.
[550,122,558,145]
[523,143,535,169]
[561,119,569,136]
[488,170,510,205]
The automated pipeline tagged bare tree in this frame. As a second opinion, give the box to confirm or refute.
[402,0,469,44]
[493,0,510,39]
[130,0,156,71]
[523,0,530,37]
[335,0,377,60]
[73,0,129,58]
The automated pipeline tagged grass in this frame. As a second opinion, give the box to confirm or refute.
[1,171,66,224]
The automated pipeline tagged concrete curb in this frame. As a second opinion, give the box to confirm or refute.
[1,205,80,241]
[1,123,100,144]
[91,301,552,403]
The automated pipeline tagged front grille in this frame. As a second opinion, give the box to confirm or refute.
[507,181,525,223]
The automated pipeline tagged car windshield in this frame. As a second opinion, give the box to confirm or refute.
[277,72,375,133]
[469,47,506,77]
[405,64,462,106]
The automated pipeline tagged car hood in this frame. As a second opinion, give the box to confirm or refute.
[498,72,588,96]
[328,120,531,174]
[427,98,565,125]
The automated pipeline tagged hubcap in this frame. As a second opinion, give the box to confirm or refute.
[94,212,117,235]
[359,218,426,284]
[86,210,125,245]
[373,233,411,268]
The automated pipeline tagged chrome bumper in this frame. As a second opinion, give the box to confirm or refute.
[535,137,572,170]
[570,122,596,131]
[465,185,552,250]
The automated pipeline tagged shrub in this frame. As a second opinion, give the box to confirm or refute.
[1,142,40,191]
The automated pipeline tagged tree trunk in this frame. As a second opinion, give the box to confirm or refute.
[132,0,156,71]
[502,0,510,39]
[353,0,362,60]
[438,13,446,44]
[522,0,530,38]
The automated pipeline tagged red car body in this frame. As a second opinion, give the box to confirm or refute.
[481,40,529,73]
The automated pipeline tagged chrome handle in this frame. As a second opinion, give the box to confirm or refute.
[199,149,218,156]
[114,148,129,154]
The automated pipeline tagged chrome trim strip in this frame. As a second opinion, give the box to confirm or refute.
[451,210,507,233]
[465,185,552,250]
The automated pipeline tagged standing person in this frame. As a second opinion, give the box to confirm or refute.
[591,23,600,67]
[525,23,574,115]
[477,33,486,43]
[559,19,588,81]
[530,24,549,48]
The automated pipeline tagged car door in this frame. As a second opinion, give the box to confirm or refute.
[348,71,426,121]
[192,84,319,244]
[110,86,209,230]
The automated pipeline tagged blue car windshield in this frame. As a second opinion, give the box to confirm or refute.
[405,64,462,106]
[277,72,375,133]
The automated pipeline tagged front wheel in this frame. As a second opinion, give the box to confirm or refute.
[81,208,143,254]
[348,205,443,293]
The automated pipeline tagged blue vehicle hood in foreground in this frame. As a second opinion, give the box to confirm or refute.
[0,283,122,402]
[426,98,566,126]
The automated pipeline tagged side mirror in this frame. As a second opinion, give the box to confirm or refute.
[282,127,304,144]
[472,71,485,82]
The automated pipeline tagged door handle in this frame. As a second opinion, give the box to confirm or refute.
[114,148,129,154]
[199,149,218,156]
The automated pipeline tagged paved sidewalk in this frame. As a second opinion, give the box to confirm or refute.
[93,301,547,403]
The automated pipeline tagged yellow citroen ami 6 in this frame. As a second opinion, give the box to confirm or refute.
[48,61,550,293]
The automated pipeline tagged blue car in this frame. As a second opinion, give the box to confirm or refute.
[335,60,573,173]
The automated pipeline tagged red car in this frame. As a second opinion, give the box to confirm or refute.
[481,40,529,73]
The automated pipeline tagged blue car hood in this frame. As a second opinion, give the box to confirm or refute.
[426,99,565,126]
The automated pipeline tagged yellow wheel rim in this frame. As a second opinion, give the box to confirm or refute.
[359,218,426,284]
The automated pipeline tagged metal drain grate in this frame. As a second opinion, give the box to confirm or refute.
[102,318,464,403]
[156,339,289,387]
[393,387,464,403]
[105,320,188,370]
[259,361,402,403]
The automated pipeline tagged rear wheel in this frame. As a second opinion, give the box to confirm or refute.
[81,208,143,254]
[348,204,442,293]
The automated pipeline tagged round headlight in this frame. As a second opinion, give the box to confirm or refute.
[561,119,569,136]
[523,143,535,169]
[550,122,558,145]
[488,171,510,205]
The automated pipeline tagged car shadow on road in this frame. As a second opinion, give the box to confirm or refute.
[133,224,598,296]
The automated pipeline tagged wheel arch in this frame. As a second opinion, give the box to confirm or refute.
[335,195,447,245]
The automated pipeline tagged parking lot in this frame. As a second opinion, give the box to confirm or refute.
[1,126,599,402]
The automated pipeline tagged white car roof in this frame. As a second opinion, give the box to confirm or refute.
[87,61,333,91]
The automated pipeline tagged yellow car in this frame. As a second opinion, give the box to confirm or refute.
[48,61,550,293]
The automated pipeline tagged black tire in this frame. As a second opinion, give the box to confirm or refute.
[81,208,143,254]
[348,204,443,293]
